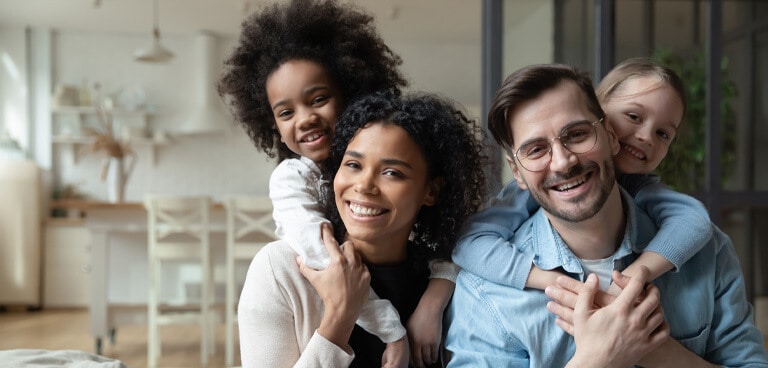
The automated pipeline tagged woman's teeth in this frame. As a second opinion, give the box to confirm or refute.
[350,203,383,216]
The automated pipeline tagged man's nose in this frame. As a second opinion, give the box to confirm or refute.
[548,140,578,172]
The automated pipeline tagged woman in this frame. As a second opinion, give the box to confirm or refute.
[237,92,487,367]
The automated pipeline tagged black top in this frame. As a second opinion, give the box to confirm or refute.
[348,249,442,368]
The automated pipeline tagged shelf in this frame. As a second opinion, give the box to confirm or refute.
[52,135,166,165]
[51,105,149,116]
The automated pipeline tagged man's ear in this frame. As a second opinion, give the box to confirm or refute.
[506,154,528,190]
[602,117,620,156]
[423,177,443,206]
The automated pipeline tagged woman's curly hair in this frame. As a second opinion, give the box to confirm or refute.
[217,0,407,162]
[322,92,488,262]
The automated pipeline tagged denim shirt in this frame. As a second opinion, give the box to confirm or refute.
[445,189,767,367]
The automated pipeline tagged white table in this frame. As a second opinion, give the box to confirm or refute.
[51,200,226,354]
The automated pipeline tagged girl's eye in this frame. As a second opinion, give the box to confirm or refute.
[626,113,641,122]
[277,109,293,118]
[312,96,329,105]
[657,130,671,140]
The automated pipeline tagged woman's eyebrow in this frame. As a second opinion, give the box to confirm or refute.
[381,158,412,169]
[344,151,413,169]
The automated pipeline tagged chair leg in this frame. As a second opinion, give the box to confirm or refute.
[148,260,159,368]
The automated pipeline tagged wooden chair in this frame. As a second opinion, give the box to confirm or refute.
[144,195,214,368]
[224,196,277,366]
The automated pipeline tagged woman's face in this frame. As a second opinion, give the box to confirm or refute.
[334,123,438,264]
[266,59,343,163]
[603,76,684,174]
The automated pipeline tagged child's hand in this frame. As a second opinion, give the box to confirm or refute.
[406,301,442,368]
[606,281,623,296]
[381,336,409,368]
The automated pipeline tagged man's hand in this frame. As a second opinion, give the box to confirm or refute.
[552,268,669,368]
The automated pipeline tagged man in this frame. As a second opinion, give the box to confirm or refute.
[444,64,767,367]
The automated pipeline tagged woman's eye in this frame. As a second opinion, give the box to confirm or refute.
[343,161,361,170]
[383,169,404,178]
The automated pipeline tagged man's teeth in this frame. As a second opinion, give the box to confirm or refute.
[556,177,587,191]
[303,132,324,142]
[623,145,646,160]
[350,203,383,216]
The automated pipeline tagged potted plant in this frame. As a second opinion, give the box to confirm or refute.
[654,49,738,192]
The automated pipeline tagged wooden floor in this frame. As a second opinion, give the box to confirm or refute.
[0,307,240,368]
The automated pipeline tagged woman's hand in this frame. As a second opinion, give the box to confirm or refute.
[551,268,669,368]
[298,223,371,350]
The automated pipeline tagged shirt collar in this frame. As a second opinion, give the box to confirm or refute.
[530,187,648,275]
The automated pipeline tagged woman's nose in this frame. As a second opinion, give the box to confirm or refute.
[354,172,379,195]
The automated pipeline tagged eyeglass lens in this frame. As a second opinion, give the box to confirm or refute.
[515,119,599,171]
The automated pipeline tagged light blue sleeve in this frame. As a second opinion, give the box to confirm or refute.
[629,175,713,271]
[445,273,529,367]
[704,229,768,366]
[452,181,540,289]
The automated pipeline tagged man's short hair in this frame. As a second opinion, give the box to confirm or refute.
[487,64,605,150]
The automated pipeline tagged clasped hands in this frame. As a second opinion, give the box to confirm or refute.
[548,267,670,368]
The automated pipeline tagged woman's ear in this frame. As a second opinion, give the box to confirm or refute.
[423,177,443,206]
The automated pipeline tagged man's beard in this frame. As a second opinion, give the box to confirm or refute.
[526,158,615,223]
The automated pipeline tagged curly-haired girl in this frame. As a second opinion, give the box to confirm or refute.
[237,91,487,367]
[218,1,462,366]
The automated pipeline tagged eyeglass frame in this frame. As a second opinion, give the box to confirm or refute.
[511,118,604,172]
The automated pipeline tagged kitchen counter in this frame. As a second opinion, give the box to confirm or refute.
[50,199,145,210]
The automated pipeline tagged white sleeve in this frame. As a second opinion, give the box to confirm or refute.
[238,243,355,368]
[429,260,461,283]
[270,158,331,270]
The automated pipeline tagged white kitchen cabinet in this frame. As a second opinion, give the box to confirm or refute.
[43,219,91,307]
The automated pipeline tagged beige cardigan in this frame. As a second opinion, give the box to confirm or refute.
[238,240,405,367]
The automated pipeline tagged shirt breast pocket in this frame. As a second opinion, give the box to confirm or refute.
[675,323,711,354]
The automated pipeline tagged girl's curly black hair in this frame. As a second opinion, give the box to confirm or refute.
[322,92,488,262]
[217,0,407,162]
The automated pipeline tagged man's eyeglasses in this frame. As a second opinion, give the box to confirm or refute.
[512,118,603,172]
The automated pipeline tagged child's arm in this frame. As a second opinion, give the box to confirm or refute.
[613,174,713,290]
[407,273,455,368]
[270,158,407,346]
[269,158,331,270]
[452,180,562,290]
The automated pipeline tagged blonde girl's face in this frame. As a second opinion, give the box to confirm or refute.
[602,76,684,174]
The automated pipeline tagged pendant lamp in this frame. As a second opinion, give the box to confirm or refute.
[135,0,174,63]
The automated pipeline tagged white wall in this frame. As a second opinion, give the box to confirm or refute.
[0,27,30,154]
[46,30,274,201]
[27,26,483,202]
[499,1,555,185]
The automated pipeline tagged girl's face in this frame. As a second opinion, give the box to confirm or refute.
[266,59,343,163]
[602,76,684,174]
[334,123,439,264]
